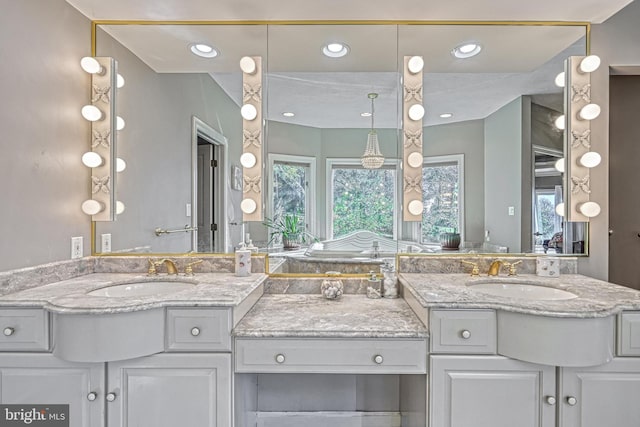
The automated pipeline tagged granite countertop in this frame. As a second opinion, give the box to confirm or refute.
[233,294,428,338]
[0,272,266,314]
[400,273,640,318]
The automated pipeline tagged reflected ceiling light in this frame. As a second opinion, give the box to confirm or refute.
[81,199,104,215]
[116,201,126,215]
[554,158,565,173]
[579,151,602,168]
[361,93,384,169]
[239,56,257,74]
[322,42,349,58]
[241,104,258,121]
[81,105,102,121]
[407,152,423,168]
[408,104,425,121]
[240,152,257,168]
[81,152,103,168]
[116,158,126,172]
[360,112,372,117]
[407,56,424,74]
[578,201,601,218]
[439,113,453,119]
[282,112,295,117]
[555,203,565,217]
[116,74,125,88]
[554,72,565,88]
[579,103,601,120]
[189,43,218,58]
[80,57,103,74]
[240,198,257,214]
[580,55,601,73]
[116,116,126,130]
[554,114,565,130]
[452,42,482,59]
[408,200,424,216]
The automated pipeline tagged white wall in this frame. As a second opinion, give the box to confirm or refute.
[0,0,91,270]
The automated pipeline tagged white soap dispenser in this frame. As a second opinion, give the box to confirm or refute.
[235,242,252,277]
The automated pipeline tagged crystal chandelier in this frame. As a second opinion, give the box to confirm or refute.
[361,93,384,169]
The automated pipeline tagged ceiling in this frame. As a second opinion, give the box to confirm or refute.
[74,0,634,128]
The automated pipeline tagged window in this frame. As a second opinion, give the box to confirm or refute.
[421,155,464,244]
[327,160,397,239]
[268,154,315,235]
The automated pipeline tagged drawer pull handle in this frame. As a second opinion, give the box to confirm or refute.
[3,327,15,336]
[373,354,384,364]
[87,392,98,402]
[566,396,577,406]
[275,354,286,364]
[106,393,117,402]
[460,329,471,339]
[545,396,556,405]
[191,327,201,337]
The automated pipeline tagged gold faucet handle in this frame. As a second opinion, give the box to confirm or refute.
[147,259,158,275]
[461,260,480,276]
[184,260,203,276]
[504,260,522,276]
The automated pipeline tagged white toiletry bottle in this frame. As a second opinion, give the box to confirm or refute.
[235,243,252,277]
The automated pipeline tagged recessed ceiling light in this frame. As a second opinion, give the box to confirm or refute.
[282,112,295,117]
[361,112,372,117]
[322,42,349,58]
[439,113,453,119]
[451,42,482,59]
[189,43,218,58]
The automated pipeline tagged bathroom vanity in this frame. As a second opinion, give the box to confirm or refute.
[1,256,640,427]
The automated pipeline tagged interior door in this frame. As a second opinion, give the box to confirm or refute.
[609,75,640,290]
[197,142,214,252]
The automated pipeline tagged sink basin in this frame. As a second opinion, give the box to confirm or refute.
[469,282,578,300]
[88,281,195,297]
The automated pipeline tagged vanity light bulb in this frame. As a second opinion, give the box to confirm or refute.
[116,74,125,88]
[240,153,257,168]
[81,152,103,168]
[81,105,102,122]
[408,104,425,121]
[554,158,565,173]
[578,201,601,218]
[240,198,257,214]
[579,104,601,121]
[116,116,126,130]
[241,104,258,121]
[81,199,104,215]
[579,55,601,73]
[579,151,602,168]
[407,152,423,168]
[407,56,424,74]
[554,72,565,88]
[116,158,127,172]
[239,56,257,74]
[555,202,565,217]
[554,115,565,130]
[407,200,424,216]
[116,201,126,215]
[80,57,102,74]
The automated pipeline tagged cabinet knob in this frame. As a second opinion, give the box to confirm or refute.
[566,396,577,406]
[545,396,556,405]
[87,392,98,401]
[460,329,471,339]
[275,354,285,364]
[3,327,15,336]
[106,393,117,402]
[373,355,384,364]
[191,327,201,337]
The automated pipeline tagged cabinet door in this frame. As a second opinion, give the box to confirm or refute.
[106,353,231,427]
[560,358,640,427]
[430,355,556,427]
[0,353,104,427]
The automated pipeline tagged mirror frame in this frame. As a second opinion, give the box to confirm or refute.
[89,19,592,266]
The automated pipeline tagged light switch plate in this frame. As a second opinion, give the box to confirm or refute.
[508,206,515,216]
[71,236,83,259]
[186,203,192,217]
[101,233,112,253]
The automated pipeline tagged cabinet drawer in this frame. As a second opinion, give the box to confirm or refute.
[0,308,49,351]
[235,338,427,374]
[166,308,231,352]
[430,309,496,354]
[618,312,640,356]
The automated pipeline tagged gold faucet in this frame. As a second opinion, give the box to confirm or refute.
[503,260,522,276]
[487,260,504,276]
[161,259,179,275]
[461,260,480,276]
[184,260,203,276]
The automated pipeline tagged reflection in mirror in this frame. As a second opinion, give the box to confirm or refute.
[93,22,589,266]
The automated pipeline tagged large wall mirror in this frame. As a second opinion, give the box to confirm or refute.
[93,21,589,269]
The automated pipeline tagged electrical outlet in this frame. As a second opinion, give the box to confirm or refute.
[508,206,515,216]
[101,233,112,253]
[71,236,83,259]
